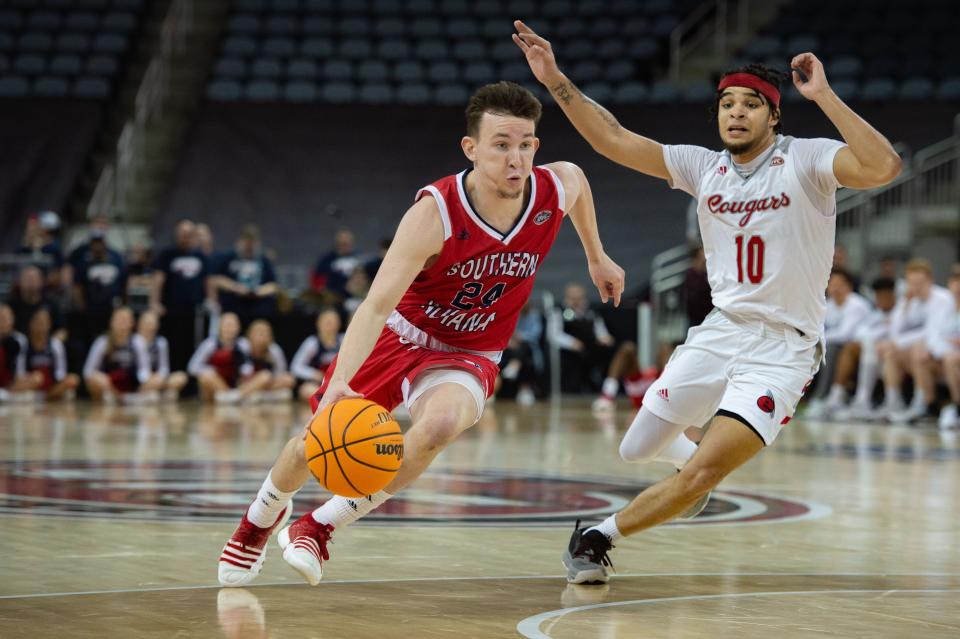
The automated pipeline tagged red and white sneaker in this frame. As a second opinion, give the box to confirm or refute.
[218,502,294,587]
[277,513,335,586]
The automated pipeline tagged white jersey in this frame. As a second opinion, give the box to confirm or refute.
[926,299,960,359]
[664,135,846,339]
[824,292,872,344]
[890,285,955,348]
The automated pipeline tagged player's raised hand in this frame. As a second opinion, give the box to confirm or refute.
[588,253,625,307]
[790,52,830,101]
[512,20,563,85]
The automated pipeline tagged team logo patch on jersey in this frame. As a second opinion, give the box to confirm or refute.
[757,391,776,415]
[717,165,728,175]
[533,210,553,225]
[770,156,784,167]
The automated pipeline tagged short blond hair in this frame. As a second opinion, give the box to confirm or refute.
[904,258,933,278]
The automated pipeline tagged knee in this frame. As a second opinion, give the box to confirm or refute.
[944,351,960,366]
[676,465,725,498]
[415,413,467,452]
[619,437,656,463]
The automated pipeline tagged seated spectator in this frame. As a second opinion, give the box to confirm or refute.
[592,342,659,413]
[83,307,158,403]
[0,304,28,403]
[16,211,65,289]
[684,245,712,328]
[72,229,127,337]
[151,220,211,371]
[244,319,295,400]
[7,265,64,338]
[874,259,953,420]
[310,228,359,303]
[363,237,391,281]
[17,308,79,401]
[826,278,898,421]
[291,308,343,402]
[893,267,960,426]
[134,310,187,401]
[805,268,872,417]
[343,266,370,319]
[498,303,545,405]
[549,283,615,393]
[212,225,278,320]
[188,312,267,403]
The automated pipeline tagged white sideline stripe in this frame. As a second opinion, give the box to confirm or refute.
[516,589,960,638]
[2,573,960,601]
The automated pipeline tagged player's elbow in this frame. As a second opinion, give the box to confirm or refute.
[864,153,902,188]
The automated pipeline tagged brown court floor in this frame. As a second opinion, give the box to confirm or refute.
[0,398,958,638]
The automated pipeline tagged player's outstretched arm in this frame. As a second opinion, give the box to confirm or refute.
[548,161,625,307]
[316,197,445,411]
[791,52,902,189]
[513,20,669,180]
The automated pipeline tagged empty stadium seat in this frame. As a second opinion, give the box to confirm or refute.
[33,75,69,96]
[85,54,118,76]
[102,12,137,33]
[208,78,241,100]
[223,36,257,57]
[427,61,458,83]
[321,81,355,103]
[91,33,126,53]
[287,58,318,80]
[897,78,934,101]
[356,59,388,82]
[262,37,295,57]
[357,82,394,104]
[73,75,110,98]
[49,53,82,75]
[612,81,649,104]
[581,81,612,103]
[245,79,280,101]
[14,53,46,75]
[0,74,29,97]
[250,58,283,79]
[396,83,430,104]
[434,83,468,106]
[301,38,334,58]
[215,57,247,79]
[322,59,353,81]
[861,78,896,101]
[283,80,318,102]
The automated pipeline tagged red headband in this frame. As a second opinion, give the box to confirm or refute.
[717,73,780,109]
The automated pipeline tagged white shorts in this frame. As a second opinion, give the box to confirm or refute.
[402,368,486,424]
[644,310,822,445]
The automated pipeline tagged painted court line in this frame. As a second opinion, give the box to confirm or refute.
[2,573,960,601]
[516,589,960,639]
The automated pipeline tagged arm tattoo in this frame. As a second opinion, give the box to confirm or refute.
[587,98,620,131]
[551,81,575,105]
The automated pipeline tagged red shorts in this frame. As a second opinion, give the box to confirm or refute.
[310,326,500,413]
[34,367,55,391]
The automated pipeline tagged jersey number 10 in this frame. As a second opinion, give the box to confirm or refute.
[735,235,765,284]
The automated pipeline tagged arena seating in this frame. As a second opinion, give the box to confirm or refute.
[732,0,960,102]
[0,0,145,99]
[206,0,700,105]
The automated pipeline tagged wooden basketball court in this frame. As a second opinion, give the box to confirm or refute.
[1,399,958,637]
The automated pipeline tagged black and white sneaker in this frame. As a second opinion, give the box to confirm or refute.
[562,520,614,584]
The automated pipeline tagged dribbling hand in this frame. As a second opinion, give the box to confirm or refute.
[311,378,363,417]
[790,52,831,101]
[512,20,563,86]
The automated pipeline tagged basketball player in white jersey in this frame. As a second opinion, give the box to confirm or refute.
[514,20,902,583]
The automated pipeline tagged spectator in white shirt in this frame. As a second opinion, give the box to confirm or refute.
[805,268,871,416]
[894,267,960,427]
[134,310,188,400]
[877,259,954,420]
[291,308,343,403]
[830,278,898,421]
[84,307,160,402]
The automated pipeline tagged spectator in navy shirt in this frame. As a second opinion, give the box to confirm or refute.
[212,225,278,319]
[16,211,65,289]
[72,230,126,335]
[310,228,359,302]
[150,220,210,371]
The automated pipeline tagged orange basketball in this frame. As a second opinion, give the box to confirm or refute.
[304,398,404,498]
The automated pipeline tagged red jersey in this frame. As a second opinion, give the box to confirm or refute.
[391,165,566,357]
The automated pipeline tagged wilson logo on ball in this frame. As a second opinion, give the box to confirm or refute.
[375,443,404,459]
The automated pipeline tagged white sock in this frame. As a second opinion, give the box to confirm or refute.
[587,514,622,543]
[827,384,846,406]
[911,390,926,410]
[885,387,904,409]
[601,377,618,398]
[246,472,298,528]
[311,490,393,528]
[656,434,699,469]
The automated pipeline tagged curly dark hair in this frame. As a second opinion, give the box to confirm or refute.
[710,64,790,133]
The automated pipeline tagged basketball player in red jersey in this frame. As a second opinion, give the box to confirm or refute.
[514,21,901,584]
[218,81,625,587]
